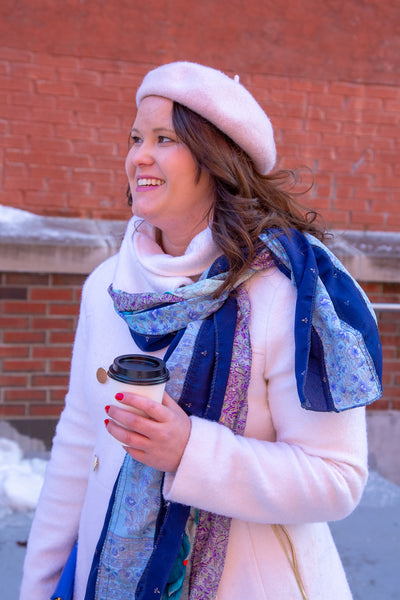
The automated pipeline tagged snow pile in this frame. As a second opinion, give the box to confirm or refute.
[0,438,48,517]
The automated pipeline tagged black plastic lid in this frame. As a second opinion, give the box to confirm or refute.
[107,354,169,385]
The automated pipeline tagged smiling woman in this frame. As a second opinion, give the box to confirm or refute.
[20,62,382,600]
[125,96,215,256]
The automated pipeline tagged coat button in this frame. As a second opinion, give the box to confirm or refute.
[96,367,108,384]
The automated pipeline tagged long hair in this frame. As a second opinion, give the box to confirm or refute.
[127,101,327,296]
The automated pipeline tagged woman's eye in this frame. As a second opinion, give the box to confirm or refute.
[130,135,141,144]
[158,135,173,144]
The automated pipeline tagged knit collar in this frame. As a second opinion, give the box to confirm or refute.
[112,216,222,294]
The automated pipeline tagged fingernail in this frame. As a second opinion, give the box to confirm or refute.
[115,393,124,401]
[104,419,109,427]
[105,405,110,414]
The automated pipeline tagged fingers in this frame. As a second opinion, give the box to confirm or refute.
[114,391,167,421]
[104,390,191,472]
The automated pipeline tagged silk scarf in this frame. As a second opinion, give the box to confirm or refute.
[86,229,382,600]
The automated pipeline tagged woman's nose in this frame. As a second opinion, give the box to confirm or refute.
[129,142,154,166]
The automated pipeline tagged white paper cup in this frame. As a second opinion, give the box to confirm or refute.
[107,354,169,417]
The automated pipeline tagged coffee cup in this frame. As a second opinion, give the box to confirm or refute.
[107,354,170,416]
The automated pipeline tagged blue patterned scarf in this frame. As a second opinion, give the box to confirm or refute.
[85,229,382,600]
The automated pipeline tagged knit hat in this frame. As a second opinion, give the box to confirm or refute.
[136,61,276,175]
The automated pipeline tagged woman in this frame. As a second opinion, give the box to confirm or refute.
[20,62,382,600]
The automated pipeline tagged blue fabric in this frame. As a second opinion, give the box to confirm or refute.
[84,470,120,600]
[51,541,78,600]
[260,229,383,411]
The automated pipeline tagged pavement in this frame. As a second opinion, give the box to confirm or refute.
[1,470,399,600]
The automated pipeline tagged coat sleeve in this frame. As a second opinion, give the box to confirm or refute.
[163,272,368,525]
[19,282,96,600]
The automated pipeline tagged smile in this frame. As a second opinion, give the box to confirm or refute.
[137,178,165,187]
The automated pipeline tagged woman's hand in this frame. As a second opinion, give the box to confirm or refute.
[105,392,191,473]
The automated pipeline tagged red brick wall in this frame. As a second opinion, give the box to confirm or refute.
[1,48,399,229]
[1,0,399,229]
[0,272,84,420]
[0,272,399,422]
[364,282,400,410]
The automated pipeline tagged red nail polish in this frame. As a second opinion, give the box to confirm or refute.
[115,392,124,401]
[104,419,109,427]
[105,405,110,414]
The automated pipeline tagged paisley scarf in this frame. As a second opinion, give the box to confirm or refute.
[86,228,382,600]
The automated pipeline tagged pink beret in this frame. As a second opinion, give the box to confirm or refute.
[136,61,276,175]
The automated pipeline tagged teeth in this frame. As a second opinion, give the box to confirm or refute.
[137,178,164,186]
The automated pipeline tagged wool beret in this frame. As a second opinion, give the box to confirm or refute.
[136,61,276,175]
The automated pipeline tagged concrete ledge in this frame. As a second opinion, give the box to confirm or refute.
[1,206,400,281]
[328,230,400,283]
[0,206,126,274]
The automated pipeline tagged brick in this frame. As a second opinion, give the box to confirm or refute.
[0,406,27,417]
[72,140,117,155]
[379,387,400,400]
[30,137,74,154]
[350,211,385,227]
[0,75,32,93]
[3,359,45,372]
[31,374,69,387]
[48,304,80,316]
[0,134,29,149]
[78,84,120,102]
[72,168,114,183]
[30,288,74,302]
[51,153,91,168]
[12,63,57,80]
[367,399,389,411]
[50,389,68,402]
[56,96,98,113]
[36,81,76,96]
[11,92,57,109]
[29,405,64,417]
[0,316,29,329]
[49,332,75,344]
[0,346,29,358]
[0,375,28,387]
[31,107,73,124]
[0,287,27,300]
[382,347,396,359]
[52,274,86,286]
[328,82,365,96]
[3,331,46,343]
[346,96,383,111]
[50,360,71,372]
[31,317,74,330]
[55,124,97,141]
[4,389,46,402]
[33,346,72,359]
[4,176,46,191]
[33,53,79,69]
[383,98,400,112]
[58,68,101,85]
[0,104,31,120]
[3,164,29,179]
[1,301,47,314]
[308,93,344,108]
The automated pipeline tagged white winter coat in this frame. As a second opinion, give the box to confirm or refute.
[20,219,367,600]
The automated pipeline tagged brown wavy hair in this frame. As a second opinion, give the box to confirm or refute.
[127,101,327,296]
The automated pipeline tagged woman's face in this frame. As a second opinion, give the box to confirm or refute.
[126,96,214,246]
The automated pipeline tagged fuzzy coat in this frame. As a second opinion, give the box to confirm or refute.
[20,219,367,600]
